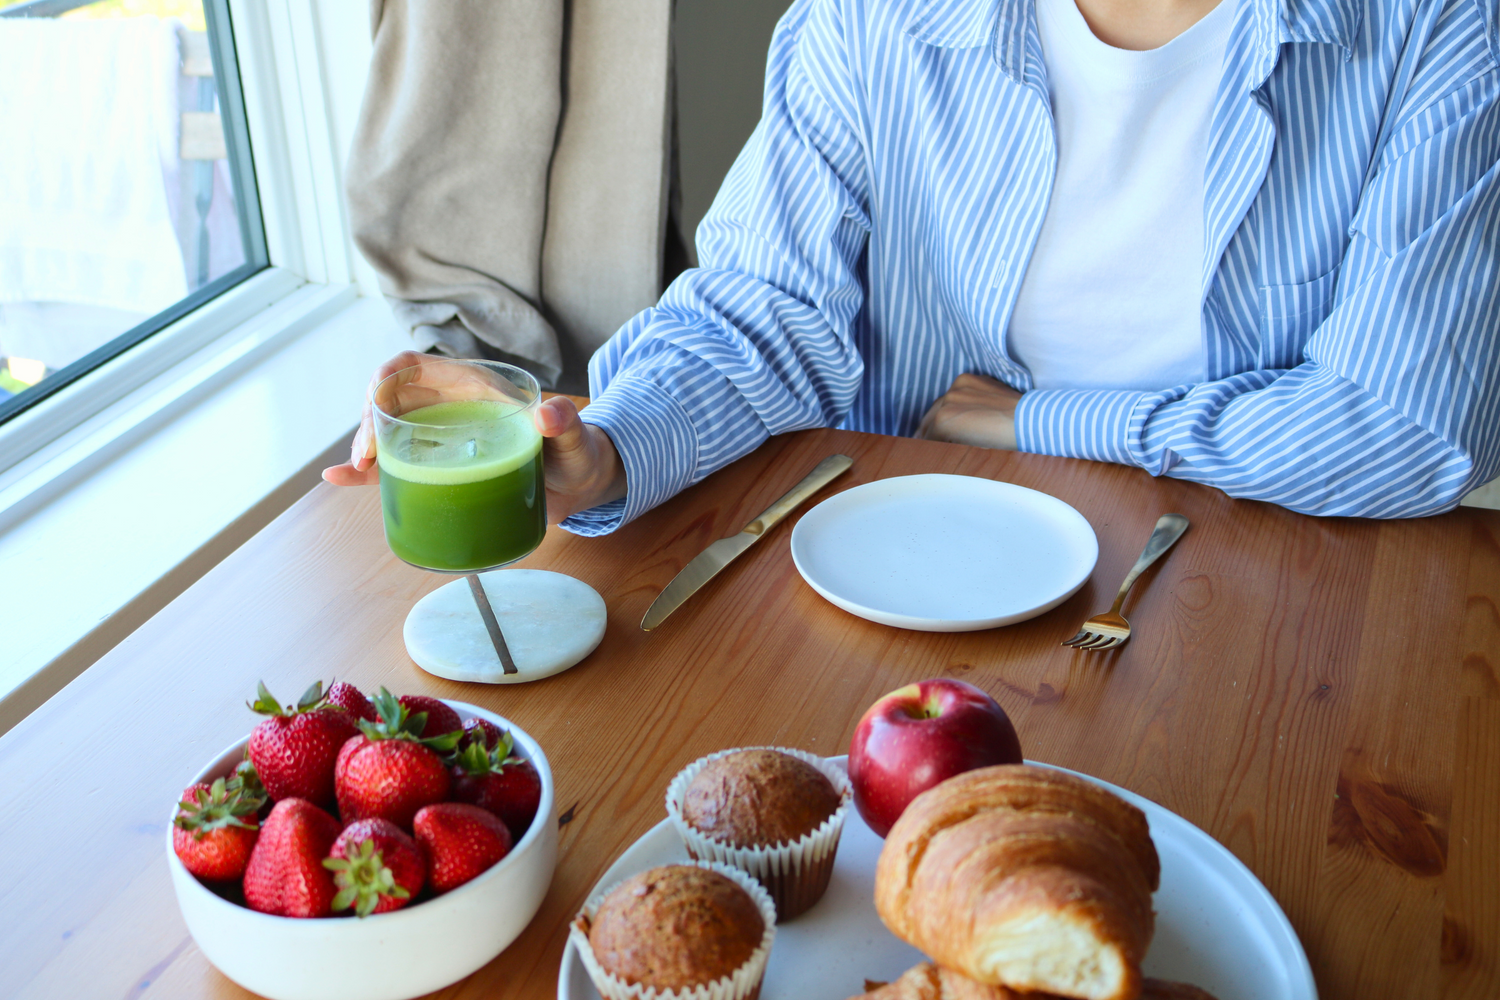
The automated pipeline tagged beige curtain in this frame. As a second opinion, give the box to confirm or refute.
[346,0,674,395]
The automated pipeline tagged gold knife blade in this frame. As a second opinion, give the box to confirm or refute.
[640,454,854,631]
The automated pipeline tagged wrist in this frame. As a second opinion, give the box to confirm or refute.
[562,376,698,533]
[587,424,628,508]
[998,412,1018,450]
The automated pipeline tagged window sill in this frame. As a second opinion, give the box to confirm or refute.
[0,282,409,733]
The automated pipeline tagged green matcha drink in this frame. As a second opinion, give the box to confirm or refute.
[377,399,546,573]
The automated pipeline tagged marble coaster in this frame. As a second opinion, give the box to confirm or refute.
[404,569,606,684]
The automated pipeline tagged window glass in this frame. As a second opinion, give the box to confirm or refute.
[0,0,266,419]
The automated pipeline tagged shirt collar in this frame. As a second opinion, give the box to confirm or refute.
[903,0,1363,86]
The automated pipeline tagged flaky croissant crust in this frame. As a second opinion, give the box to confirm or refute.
[874,766,1162,1000]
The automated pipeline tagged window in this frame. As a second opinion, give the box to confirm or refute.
[0,0,266,425]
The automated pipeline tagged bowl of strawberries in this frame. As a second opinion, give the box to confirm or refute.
[167,681,558,1000]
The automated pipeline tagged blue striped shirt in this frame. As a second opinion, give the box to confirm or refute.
[564,0,1500,535]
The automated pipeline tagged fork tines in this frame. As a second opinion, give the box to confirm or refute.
[1062,631,1125,650]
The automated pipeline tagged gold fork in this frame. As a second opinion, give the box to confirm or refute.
[1063,513,1190,651]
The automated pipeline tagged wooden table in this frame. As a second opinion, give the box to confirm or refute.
[1,428,1496,1000]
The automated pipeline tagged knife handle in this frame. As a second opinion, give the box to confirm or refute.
[743,454,854,536]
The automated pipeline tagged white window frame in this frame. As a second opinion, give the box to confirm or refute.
[0,0,407,731]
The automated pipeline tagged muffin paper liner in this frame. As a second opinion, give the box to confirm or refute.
[665,746,853,921]
[570,860,777,1000]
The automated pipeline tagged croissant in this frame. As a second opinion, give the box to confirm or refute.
[874,766,1160,1000]
[847,963,1217,1000]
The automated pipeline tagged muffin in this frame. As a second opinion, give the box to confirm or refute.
[682,749,842,846]
[667,747,852,919]
[571,862,776,1000]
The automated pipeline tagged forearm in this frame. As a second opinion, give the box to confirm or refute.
[1016,367,1482,517]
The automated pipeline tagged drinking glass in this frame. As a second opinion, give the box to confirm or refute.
[373,359,604,683]
[373,360,546,574]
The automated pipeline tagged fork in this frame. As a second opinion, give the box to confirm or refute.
[1062,513,1190,650]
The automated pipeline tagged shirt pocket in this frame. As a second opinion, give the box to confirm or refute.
[1257,266,1339,370]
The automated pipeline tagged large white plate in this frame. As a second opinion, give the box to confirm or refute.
[558,759,1316,1000]
[789,475,1098,631]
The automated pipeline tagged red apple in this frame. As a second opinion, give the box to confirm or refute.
[848,678,1022,837]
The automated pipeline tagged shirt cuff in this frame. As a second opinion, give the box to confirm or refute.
[558,375,699,537]
[1014,388,1143,467]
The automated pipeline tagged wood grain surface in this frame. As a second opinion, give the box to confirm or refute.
[0,427,1496,1000]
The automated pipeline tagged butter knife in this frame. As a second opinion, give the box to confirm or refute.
[640,454,854,630]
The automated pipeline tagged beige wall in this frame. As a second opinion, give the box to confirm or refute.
[674,0,791,262]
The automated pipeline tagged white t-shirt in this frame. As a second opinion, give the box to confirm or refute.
[1006,0,1233,392]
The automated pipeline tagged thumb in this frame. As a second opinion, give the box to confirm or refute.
[535,396,591,457]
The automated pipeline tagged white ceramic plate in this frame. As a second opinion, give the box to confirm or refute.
[789,475,1098,631]
[558,758,1316,1000]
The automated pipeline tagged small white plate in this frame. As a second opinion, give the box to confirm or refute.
[789,475,1098,631]
[558,758,1316,1000]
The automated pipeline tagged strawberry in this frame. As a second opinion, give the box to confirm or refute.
[247,680,360,807]
[242,798,342,917]
[335,688,461,830]
[397,694,462,739]
[326,681,378,723]
[459,717,503,751]
[172,777,262,881]
[323,818,426,917]
[449,728,543,841]
[413,802,513,893]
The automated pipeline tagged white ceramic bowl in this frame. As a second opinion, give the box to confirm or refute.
[167,700,558,1000]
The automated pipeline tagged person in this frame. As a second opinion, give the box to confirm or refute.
[327,0,1500,528]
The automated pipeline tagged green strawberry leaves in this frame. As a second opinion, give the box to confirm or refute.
[248,679,344,718]
[357,688,463,751]
[450,727,521,775]
[247,680,284,716]
[452,740,490,775]
[174,776,263,838]
[232,757,266,802]
[492,728,517,763]
[297,681,326,711]
[324,839,410,918]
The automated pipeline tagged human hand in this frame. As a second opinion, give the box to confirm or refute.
[322,350,436,488]
[916,373,1023,450]
[321,352,627,524]
[532,394,628,523]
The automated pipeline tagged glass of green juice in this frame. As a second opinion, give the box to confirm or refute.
[372,360,546,574]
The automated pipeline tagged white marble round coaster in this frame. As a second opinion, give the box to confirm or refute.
[404,569,606,684]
